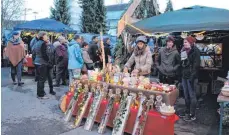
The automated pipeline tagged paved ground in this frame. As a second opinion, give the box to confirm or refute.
[1,67,229,135]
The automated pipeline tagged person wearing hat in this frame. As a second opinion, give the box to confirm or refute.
[179,36,200,121]
[124,36,152,76]
[68,34,84,85]
[5,31,26,86]
[156,36,180,84]
[33,31,56,99]
[54,38,68,87]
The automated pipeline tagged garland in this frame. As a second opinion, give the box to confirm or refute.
[135,95,155,135]
[74,92,92,127]
[84,90,103,131]
[98,94,115,134]
[132,96,146,135]
[64,85,83,122]
[112,94,133,135]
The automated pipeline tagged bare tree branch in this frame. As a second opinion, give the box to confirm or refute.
[1,0,25,29]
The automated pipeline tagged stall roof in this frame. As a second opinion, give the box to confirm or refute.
[14,18,75,32]
[128,6,229,34]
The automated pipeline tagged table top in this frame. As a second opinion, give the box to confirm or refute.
[217,92,229,102]
[200,67,221,71]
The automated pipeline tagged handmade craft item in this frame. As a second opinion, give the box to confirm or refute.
[112,93,133,135]
[132,93,147,135]
[114,88,122,104]
[98,89,115,134]
[64,83,83,122]
[74,86,92,127]
[134,95,155,135]
[155,95,163,111]
[84,86,104,131]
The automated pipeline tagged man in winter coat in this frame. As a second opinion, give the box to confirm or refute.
[68,35,84,85]
[33,31,56,99]
[88,36,100,62]
[156,36,181,84]
[54,40,68,87]
[103,38,112,64]
[30,34,39,81]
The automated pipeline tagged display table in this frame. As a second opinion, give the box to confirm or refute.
[108,83,179,106]
[78,98,178,135]
[217,92,229,135]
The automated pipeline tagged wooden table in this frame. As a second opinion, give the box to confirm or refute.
[217,92,229,135]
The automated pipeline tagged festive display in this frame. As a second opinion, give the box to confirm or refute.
[132,93,147,135]
[98,89,115,134]
[64,83,83,122]
[160,103,176,116]
[112,90,133,135]
[74,86,92,127]
[84,85,105,131]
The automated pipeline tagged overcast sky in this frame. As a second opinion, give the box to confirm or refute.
[24,0,229,20]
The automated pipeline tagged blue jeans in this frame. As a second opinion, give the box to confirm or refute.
[68,69,81,86]
[11,60,23,83]
[182,78,198,116]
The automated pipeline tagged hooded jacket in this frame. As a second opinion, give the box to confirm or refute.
[68,40,83,69]
[181,46,200,79]
[125,46,152,75]
[157,46,181,77]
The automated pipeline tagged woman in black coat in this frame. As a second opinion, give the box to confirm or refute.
[179,36,200,122]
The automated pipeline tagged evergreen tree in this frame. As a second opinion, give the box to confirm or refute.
[94,0,107,34]
[50,0,71,25]
[79,0,106,34]
[165,0,174,12]
[133,0,159,19]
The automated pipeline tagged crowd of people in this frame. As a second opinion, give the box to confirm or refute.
[5,31,200,122]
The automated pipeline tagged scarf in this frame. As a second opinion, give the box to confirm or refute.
[9,37,22,45]
[134,45,146,56]
[181,47,191,55]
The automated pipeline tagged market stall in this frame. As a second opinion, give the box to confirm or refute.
[13,18,76,74]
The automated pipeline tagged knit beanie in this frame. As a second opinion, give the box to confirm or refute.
[185,36,196,45]
[166,36,175,42]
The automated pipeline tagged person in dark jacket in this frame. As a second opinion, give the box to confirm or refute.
[103,38,112,64]
[33,31,56,99]
[54,39,68,87]
[88,36,101,66]
[157,36,181,84]
[179,36,200,121]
